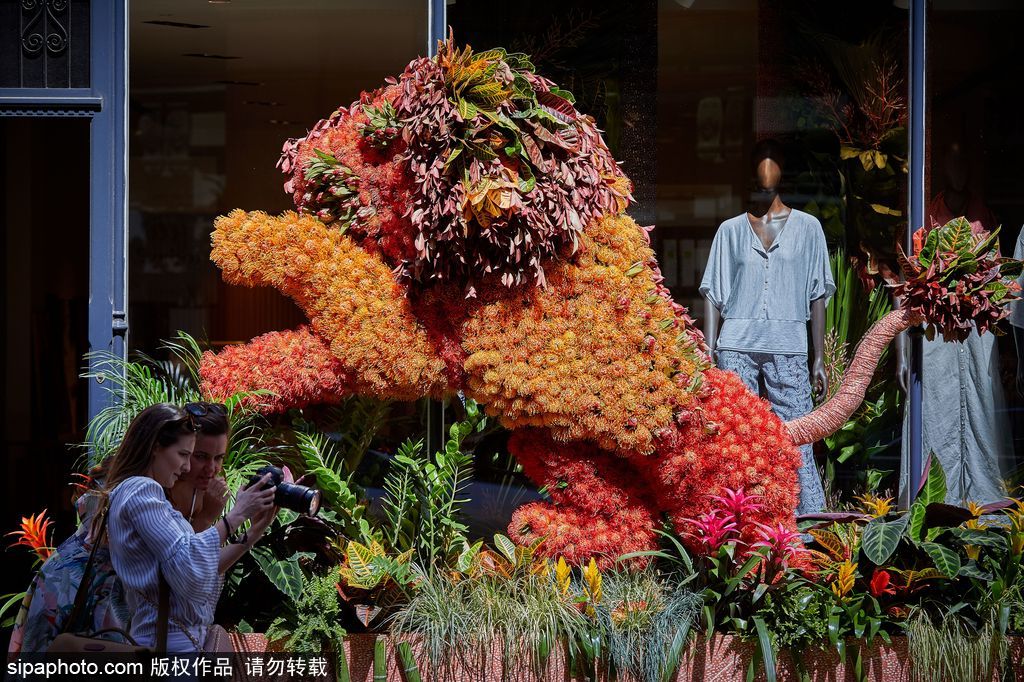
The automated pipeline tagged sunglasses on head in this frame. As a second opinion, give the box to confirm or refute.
[181,402,227,431]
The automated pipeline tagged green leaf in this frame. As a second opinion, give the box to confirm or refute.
[907,501,926,542]
[921,541,961,577]
[950,527,1007,548]
[0,592,26,622]
[861,516,908,565]
[958,560,994,581]
[456,540,482,573]
[443,145,463,171]
[919,456,947,506]
[250,546,304,602]
[752,616,777,682]
[494,533,517,564]
[517,162,536,193]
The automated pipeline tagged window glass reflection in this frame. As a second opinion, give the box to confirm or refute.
[916,1,1024,505]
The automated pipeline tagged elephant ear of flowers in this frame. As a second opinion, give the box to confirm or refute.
[893,217,1023,342]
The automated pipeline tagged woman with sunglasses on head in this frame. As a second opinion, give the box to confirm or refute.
[99,402,276,653]
[169,402,231,534]
[7,401,248,655]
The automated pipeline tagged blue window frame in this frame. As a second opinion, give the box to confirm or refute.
[0,1,128,422]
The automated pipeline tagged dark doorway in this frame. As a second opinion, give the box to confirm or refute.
[1,118,90,640]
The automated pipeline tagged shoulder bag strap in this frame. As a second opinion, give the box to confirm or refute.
[62,509,109,634]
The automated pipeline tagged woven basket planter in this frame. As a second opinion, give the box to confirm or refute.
[231,631,1024,681]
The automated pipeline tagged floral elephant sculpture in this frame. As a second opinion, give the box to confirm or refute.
[199,40,1020,568]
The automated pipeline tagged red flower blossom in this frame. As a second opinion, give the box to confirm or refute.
[711,487,763,530]
[752,522,806,566]
[869,568,896,597]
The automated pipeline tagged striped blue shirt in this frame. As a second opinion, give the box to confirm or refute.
[700,209,835,355]
[107,476,221,651]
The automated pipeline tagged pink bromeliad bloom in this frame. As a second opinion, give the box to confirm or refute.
[710,488,763,530]
[752,521,807,577]
[688,510,738,553]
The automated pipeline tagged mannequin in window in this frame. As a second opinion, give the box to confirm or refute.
[896,141,1013,506]
[700,139,834,515]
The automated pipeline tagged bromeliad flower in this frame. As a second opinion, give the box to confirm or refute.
[1007,500,1024,556]
[831,560,857,600]
[687,511,738,554]
[69,472,94,500]
[752,521,807,575]
[854,493,893,518]
[709,487,763,529]
[6,509,53,562]
[868,568,896,597]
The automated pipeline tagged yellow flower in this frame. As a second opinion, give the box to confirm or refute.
[554,556,571,596]
[582,557,602,604]
[964,501,987,530]
[1008,501,1024,556]
[854,493,893,518]
[831,561,857,600]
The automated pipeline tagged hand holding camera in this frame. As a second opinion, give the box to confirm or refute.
[225,472,276,534]
[247,465,321,517]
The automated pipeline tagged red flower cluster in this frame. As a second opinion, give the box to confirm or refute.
[200,326,352,412]
[647,368,801,546]
[506,430,659,570]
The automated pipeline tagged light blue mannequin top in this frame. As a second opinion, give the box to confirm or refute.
[700,209,835,355]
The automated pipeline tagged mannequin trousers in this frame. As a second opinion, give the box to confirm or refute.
[716,350,827,515]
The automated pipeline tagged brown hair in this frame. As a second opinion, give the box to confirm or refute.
[91,403,195,537]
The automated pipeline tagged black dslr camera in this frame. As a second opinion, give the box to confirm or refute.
[249,465,321,517]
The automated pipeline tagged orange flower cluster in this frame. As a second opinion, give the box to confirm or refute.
[200,326,352,412]
[461,212,705,455]
[208,209,450,401]
[507,430,658,570]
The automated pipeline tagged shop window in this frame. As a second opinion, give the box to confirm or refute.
[917,1,1024,506]
[452,0,910,504]
[128,0,427,354]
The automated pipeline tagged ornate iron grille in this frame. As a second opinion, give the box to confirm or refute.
[0,0,90,88]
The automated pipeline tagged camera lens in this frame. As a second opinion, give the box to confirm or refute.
[249,466,321,517]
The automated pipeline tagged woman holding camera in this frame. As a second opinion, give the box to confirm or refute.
[101,402,277,653]
[7,402,245,655]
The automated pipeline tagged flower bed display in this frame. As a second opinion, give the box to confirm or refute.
[11,34,1022,682]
